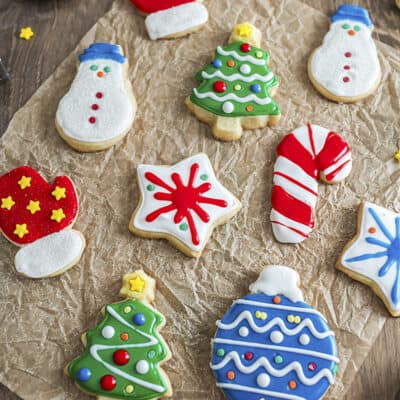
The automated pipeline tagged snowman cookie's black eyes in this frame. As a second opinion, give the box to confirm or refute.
[90,65,98,71]
[341,23,350,29]
[354,25,361,32]
[104,66,111,73]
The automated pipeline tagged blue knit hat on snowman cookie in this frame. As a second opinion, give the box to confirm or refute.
[79,43,126,64]
[331,4,372,28]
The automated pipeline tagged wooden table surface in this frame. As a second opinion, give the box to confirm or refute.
[0,0,399,399]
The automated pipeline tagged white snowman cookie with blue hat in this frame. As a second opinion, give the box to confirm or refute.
[56,43,136,152]
[308,4,381,103]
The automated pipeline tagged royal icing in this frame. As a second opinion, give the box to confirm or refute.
[130,0,194,14]
[211,265,338,400]
[131,153,241,255]
[270,124,352,243]
[145,3,208,41]
[56,43,135,144]
[67,271,171,399]
[309,5,380,98]
[339,202,400,314]
[190,40,280,117]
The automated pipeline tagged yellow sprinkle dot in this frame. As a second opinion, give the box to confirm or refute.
[1,196,15,210]
[234,84,242,91]
[256,51,263,58]
[287,315,295,323]
[125,385,134,394]
[294,316,301,324]
[124,306,132,313]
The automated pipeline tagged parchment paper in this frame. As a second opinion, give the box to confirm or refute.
[1,0,399,399]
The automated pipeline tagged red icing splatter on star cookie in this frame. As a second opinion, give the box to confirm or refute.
[130,0,195,14]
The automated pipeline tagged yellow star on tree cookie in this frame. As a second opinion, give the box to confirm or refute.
[18,176,31,189]
[14,223,29,239]
[26,200,40,214]
[129,276,145,293]
[51,208,65,223]
[235,23,253,38]
[1,196,15,210]
[19,27,34,41]
[395,150,400,161]
[120,270,156,303]
[52,186,66,201]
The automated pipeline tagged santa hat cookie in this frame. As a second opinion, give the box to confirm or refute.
[308,5,381,103]
[0,166,85,278]
[211,265,339,400]
[131,0,208,41]
[56,43,136,152]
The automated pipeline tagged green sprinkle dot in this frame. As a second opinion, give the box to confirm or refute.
[216,348,225,357]
[147,184,155,191]
[274,355,283,364]
[342,23,350,29]
[354,25,361,32]
[332,364,338,375]
[148,350,156,359]
[104,66,111,73]
[90,65,98,71]
[179,223,188,231]
[200,174,208,181]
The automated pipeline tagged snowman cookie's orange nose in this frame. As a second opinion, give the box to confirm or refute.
[348,30,356,36]
[97,71,104,78]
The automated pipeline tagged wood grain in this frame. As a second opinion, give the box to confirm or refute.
[0,0,399,399]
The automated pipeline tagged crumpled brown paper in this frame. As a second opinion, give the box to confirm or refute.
[0,0,399,399]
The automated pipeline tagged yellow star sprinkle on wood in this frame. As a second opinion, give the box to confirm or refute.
[235,23,253,38]
[51,208,66,223]
[26,200,40,214]
[1,196,15,210]
[130,276,145,293]
[51,186,66,201]
[19,27,34,41]
[395,150,400,161]
[14,224,29,239]
[18,176,31,189]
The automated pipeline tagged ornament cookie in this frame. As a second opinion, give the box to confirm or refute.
[129,153,241,258]
[66,270,172,399]
[0,166,85,278]
[337,202,400,317]
[308,5,381,103]
[186,23,281,141]
[211,265,339,400]
[56,43,136,152]
[271,124,352,243]
[131,0,208,40]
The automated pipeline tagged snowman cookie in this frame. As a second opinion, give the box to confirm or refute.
[131,0,208,41]
[337,202,400,317]
[308,5,381,103]
[211,265,339,400]
[56,43,136,152]
[129,153,241,258]
[186,23,281,141]
[0,166,85,278]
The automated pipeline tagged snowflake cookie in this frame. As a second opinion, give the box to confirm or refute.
[337,201,400,317]
[129,154,241,258]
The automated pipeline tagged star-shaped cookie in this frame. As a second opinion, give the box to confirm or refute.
[129,153,241,257]
[337,201,400,316]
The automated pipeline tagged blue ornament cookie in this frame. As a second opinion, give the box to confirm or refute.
[211,265,338,400]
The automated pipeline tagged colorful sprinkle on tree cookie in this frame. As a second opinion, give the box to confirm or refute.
[186,23,281,141]
[0,166,85,278]
[211,265,339,400]
[66,270,172,399]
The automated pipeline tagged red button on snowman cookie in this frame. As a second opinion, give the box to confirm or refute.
[0,166,85,278]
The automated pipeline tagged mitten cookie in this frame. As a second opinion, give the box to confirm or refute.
[131,0,208,40]
[66,270,172,399]
[270,124,352,243]
[186,23,281,141]
[337,202,400,317]
[0,166,85,278]
[56,43,136,152]
[308,5,381,103]
[129,153,241,258]
[211,265,339,400]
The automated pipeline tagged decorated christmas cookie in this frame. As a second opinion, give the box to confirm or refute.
[56,43,136,152]
[131,0,208,40]
[0,166,85,278]
[211,265,339,400]
[308,5,381,103]
[271,124,352,244]
[129,153,241,258]
[66,270,172,399]
[186,23,281,141]
[337,202,400,317]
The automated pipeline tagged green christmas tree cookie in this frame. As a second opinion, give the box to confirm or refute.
[186,22,281,141]
[66,271,172,400]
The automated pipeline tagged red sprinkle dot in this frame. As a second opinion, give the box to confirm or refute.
[308,362,317,371]
[92,104,99,110]
[344,65,351,70]
[344,52,352,58]
[343,76,350,83]
[213,80,227,93]
[113,349,130,365]
[89,116,96,124]
[100,375,116,391]
[244,352,254,361]
[96,92,103,99]
[240,43,252,53]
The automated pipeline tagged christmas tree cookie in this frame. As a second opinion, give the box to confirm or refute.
[186,23,281,141]
[66,270,172,399]
[211,265,339,400]
[129,153,241,258]
[0,166,85,278]
[56,43,137,152]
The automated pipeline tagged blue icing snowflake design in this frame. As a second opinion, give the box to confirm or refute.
[211,293,338,400]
